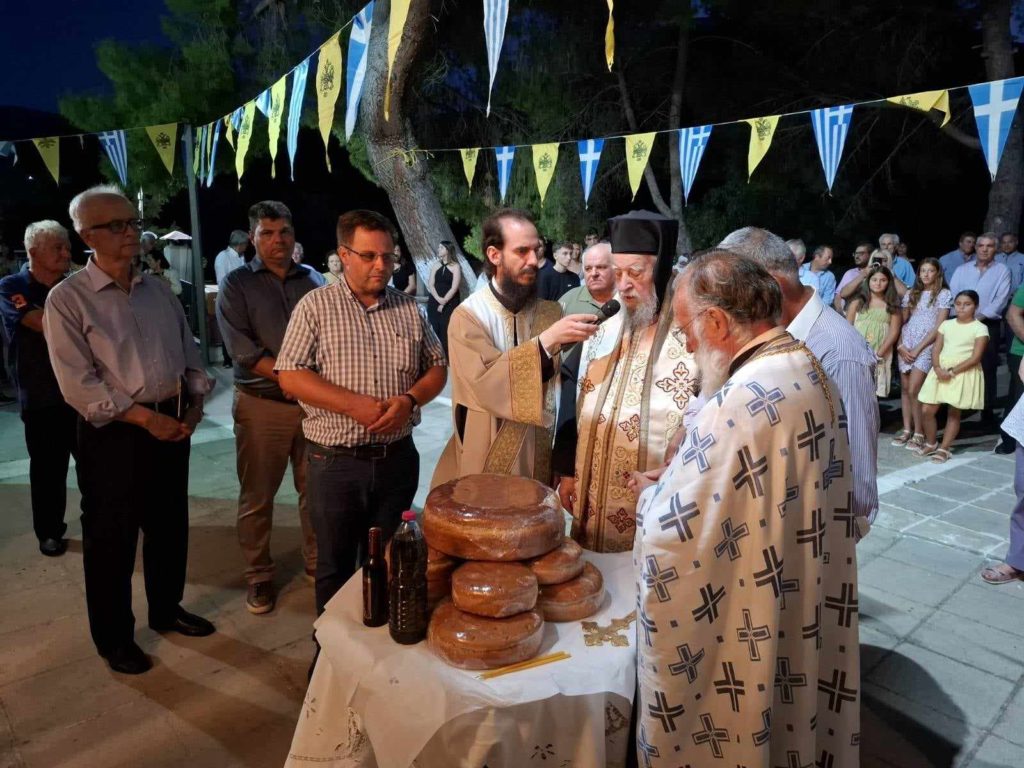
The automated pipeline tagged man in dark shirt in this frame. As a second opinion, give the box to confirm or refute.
[536,241,581,302]
[0,220,78,556]
[216,201,324,615]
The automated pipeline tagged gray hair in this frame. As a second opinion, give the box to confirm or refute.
[719,226,799,280]
[68,184,128,232]
[682,249,782,325]
[141,231,158,244]
[785,238,806,260]
[228,229,250,247]
[812,244,833,260]
[24,220,69,252]
[878,232,900,246]
[581,241,612,268]
[977,231,999,245]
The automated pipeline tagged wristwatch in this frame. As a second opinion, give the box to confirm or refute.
[402,392,419,408]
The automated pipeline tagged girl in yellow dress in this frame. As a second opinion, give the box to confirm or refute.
[845,265,902,397]
[916,290,989,463]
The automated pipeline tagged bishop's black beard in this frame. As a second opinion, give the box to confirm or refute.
[497,271,538,314]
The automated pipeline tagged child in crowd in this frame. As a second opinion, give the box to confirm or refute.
[917,290,989,462]
[893,257,952,451]
[846,264,902,397]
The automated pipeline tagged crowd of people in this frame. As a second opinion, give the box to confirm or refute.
[4,181,1024,765]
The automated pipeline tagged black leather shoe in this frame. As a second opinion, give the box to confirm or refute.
[39,538,67,557]
[995,441,1016,455]
[103,642,152,675]
[149,608,215,637]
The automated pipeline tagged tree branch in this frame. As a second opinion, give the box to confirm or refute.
[615,66,673,218]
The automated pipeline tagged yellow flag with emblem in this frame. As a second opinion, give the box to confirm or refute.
[235,101,257,189]
[887,90,951,127]
[532,143,560,205]
[624,132,656,200]
[223,114,235,150]
[384,0,412,120]
[145,123,177,176]
[605,1,615,71]
[32,137,59,184]
[460,148,479,189]
[268,75,288,179]
[745,115,780,181]
[316,32,343,171]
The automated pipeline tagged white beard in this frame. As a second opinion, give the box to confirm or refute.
[624,293,658,333]
[694,342,732,398]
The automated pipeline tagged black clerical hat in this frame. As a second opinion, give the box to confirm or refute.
[607,210,678,301]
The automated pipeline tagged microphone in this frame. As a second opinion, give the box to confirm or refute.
[562,299,621,359]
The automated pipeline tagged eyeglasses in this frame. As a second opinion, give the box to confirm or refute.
[87,218,144,235]
[679,308,709,336]
[339,243,397,265]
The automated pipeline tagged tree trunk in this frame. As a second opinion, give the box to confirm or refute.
[359,0,478,294]
[981,0,1022,235]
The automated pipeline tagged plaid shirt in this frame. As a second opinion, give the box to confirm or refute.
[276,278,446,447]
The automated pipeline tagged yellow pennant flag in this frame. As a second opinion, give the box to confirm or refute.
[145,123,177,176]
[224,114,235,150]
[193,128,202,176]
[605,1,615,71]
[268,75,288,179]
[532,143,559,206]
[887,90,951,127]
[624,132,656,200]
[317,32,343,171]
[204,121,215,169]
[32,137,59,184]
[384,0,412,120]
[745,115,779,181]
[460,148,479,189]
[235,101,257,189]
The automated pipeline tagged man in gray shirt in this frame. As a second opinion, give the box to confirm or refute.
[44,185,214,675]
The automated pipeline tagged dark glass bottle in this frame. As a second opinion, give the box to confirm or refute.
[388,510,428,644]
[362,527,388,627]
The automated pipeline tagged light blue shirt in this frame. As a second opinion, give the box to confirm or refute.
[948,260,1012,320]
[891,256,915,287]
[940,249,974,284]
[798,264,838,306]
[996,250,1024,292]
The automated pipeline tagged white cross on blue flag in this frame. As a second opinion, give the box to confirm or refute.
[678,125,712,204]
[495,145,515,202]
[345,2,374,140]
[98,130,128,186]
[206,120,222,187]
[577,139,604,208]
[483,0,509,116]
[288,58,310,179]
[968,77,1024,180]
[810,105,853,193]
[256,87,273,118]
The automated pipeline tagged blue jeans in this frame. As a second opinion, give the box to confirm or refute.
[306,436,419,614]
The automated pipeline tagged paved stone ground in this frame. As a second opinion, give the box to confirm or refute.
[1,368,1022,767]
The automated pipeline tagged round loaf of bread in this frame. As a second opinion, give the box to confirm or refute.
[538,561,605,622]
[526,537,585,585]
[427,546,459,580]
[423,474,564,561]
[451,561,538,618]
[428,601,545,670]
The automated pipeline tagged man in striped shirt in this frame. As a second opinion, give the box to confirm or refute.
[277,210,447,614]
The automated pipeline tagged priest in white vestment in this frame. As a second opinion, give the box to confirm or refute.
[431,208,599,487]
[554,211,698,553]
[634,251,859,767]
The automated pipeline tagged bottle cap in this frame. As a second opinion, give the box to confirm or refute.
[402,510,416,521]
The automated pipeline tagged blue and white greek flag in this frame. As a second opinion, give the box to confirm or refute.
[577,139,604,208]
[98,130,128,186]
[206,120,222,187]
[196,123,208,178]
[969,77,1024,180]
[288,58,310,179]
[495,145,515,202]
[483,0,509,116]
[810,104,853,193]
[230,107,244,130]
[678,125,712,204]
[345,1,374,140]
[256,87,273,118]
[0,141,16,164]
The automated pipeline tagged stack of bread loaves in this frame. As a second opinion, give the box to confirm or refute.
[423,474,605,670]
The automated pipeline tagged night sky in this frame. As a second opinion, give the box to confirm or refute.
[1,1,168,114]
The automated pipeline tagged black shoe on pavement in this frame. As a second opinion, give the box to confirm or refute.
[39,538,67,557]
[995,441,1016,455]
[149,608,216,637]
[103,642,152,675]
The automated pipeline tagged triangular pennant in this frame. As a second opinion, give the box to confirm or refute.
[268,74,288,179]
[677,125,712,204]
[460,148,479,189]
[98,130,128,186]
[316,32,343,171]
[204,121,214,177]
[532,143,559,206]
[605,0,615,71]
[744,115,779,181]
[810,104,854,193]
[968,77,1024,180]
[145,123,177,176]
[193,123,204,176]
[287,58,310,181]
[495,145,515,203]
[32,137,59,184]
[483,0,509,116]
[887,90,951,127]
[577,139,604,208]
[206,120,222,187]
[345,1,374,140]
[255,87,273,118]
[235,100,257,189]
[624,132,656,200]
[0,141,18,165]
[223,114,235,150]
[384,0,412,120]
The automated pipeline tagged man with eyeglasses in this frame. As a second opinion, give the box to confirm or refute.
[216,201,323,616]
[277,209,447,616]
[44,184,214,675]
[834,241,874,312]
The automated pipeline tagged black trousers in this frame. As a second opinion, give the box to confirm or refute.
[306,436,419,615]
[1001,352,1024,448]
[76,418,190,655]
[22,403,79,542]
[981,318,1002,416]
